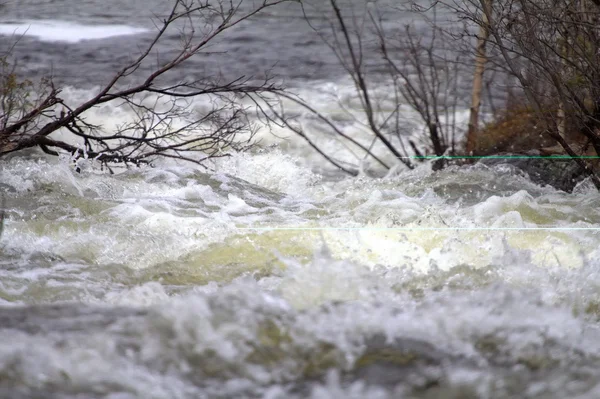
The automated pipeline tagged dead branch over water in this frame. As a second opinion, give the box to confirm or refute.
[0,0,289,169]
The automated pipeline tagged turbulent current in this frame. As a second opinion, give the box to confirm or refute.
[2,1,600,398]
[2,140,600,398]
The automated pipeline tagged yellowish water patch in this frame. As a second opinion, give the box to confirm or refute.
[247,320,345,377]
[505,201,577,225]
[321,227,589,270]
[143,231,318,285]
[503,231,583,268]
[320,228,503,271]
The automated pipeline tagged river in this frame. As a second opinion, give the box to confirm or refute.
[1,1,600,398]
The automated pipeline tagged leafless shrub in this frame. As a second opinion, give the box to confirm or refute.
[261,0,465,175]
[0,0,290,171]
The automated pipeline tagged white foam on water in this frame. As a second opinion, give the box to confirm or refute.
[0,20,148,43]
[254,78,472,175]
[102,282,171,306]
[214,150,322,198]
[4,256,600,398]
[2,20,600,398]
[0,85,599,398]
[28,81,457,183]
[2,143,599,280]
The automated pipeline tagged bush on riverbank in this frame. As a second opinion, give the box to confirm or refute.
[474,101,598,160]
[474,106,554,155]
[473,105,590,156]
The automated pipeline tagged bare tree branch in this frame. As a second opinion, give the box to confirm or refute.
[0,0,291,168]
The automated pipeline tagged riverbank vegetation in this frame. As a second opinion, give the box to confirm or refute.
[1,0,600,190]
[279,0,600,189]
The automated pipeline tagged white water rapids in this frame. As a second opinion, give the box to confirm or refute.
[2,82,600,399]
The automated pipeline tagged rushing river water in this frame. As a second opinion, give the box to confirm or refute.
[2,1,600,398]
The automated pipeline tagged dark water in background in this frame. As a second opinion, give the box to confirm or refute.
[0,0,424,88]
